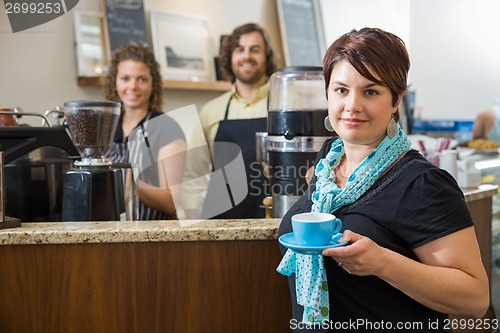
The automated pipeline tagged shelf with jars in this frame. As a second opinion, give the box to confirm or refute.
[77,76,232,92]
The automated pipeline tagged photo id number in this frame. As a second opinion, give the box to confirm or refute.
[443,318,499,330]
[5,2,62,14]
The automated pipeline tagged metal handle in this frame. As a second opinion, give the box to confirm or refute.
[0,111,52,127]
[44,106,64,124]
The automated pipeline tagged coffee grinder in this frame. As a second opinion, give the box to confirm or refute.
[257,67,334,217]
[61,100,125,221]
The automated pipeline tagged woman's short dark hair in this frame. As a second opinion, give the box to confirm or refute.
[322,28,410,121]
[219,23,278,82]
[105,43,163,113]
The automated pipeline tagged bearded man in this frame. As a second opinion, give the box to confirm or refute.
[182,23,278,219]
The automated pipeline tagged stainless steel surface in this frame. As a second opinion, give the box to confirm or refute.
[44,106,64,126]
[255,132,271,179]
[0,110,51,127]
[120,166,139,221]
[272,194,301,218]
[255,132,268,162]
[267,135,331,152]
[75,157,111,166]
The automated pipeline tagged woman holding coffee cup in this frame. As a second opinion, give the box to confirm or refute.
[277,28,488,331]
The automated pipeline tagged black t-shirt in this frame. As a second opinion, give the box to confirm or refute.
[278,139,473,332]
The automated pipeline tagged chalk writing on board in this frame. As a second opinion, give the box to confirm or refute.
[103,0,149,52]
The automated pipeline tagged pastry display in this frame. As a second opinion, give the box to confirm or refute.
[467,138,500,149]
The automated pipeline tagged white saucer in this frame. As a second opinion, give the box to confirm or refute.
[279,232,348,255]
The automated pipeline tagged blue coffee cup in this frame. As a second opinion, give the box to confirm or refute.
[291,212,342,246]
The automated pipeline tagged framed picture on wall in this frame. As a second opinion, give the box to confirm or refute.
[214,35,230,81]
[73,11,110,76]
[150,11,215,81]
[276,0,326,67]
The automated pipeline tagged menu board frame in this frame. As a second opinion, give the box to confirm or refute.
[101,0,149,53]
[73,11,110,76]
[276,0,326,67]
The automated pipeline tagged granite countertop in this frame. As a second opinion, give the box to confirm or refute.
[0,218,282,245]
[463,184,498,202]
[0,185,497,246]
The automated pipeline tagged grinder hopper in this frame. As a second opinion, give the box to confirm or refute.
[62,100,125,221]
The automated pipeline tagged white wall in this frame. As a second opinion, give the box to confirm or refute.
[0,0,284,126]
[320,0,410,48]
[320,0,500,121]
[410,0,500,120]
[2,0,500,123]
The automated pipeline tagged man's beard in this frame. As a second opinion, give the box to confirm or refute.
[233,63,266,84]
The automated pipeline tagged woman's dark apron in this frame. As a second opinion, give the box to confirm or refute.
[203,96,268,219]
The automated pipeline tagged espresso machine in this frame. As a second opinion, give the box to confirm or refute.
[257,66,334,217]
[0,108,79,222]
[61,100,125,221]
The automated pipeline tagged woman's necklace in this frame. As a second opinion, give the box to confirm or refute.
[334,156,350,179]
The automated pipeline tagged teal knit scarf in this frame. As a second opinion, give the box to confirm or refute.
[312,124,411,214]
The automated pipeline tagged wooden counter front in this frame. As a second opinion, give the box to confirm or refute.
[0,239,291,332]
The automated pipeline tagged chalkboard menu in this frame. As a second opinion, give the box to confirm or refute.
[276,0,326,67]
[103,0,149,52]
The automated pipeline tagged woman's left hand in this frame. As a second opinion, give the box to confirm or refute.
[322,230,387,276]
